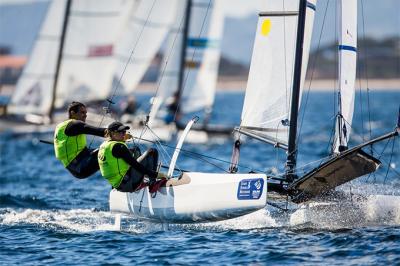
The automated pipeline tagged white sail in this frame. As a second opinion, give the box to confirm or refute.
[333,0,357,153]
[114,0,179,94]
[148,0,186,122]
[8,0,67,117]
[55,0,137,108]
[180,0,224,113]
[240,0,316,147]
[150,0,224,120]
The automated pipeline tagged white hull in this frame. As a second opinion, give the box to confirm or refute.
[110,172,267,223]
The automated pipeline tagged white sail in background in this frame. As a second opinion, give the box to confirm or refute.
[55,0,137,108]
[180,0,224,113]
[8,0,67,117]
[333,0,357,153]
[148,0,186,122]
[240,0,316,147]
[114,0,179,94]
[150,0,224,120]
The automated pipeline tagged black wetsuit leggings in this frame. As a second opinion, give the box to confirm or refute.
[117,148,159,192]
[66,148,99,179]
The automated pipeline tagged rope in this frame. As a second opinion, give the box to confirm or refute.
[360,0,373,147]
[383,136,399,183]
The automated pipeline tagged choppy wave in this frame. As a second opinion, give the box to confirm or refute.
[1,91,399,264]
[0,208,122,232]
[0,194,50,209]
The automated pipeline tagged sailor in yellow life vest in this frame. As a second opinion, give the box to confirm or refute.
[98,121,162,192]
[54,101,108,179]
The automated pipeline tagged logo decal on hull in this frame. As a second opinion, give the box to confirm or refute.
[237,178,264,200]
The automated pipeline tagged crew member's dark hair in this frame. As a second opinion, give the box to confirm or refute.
[68,101,86,118]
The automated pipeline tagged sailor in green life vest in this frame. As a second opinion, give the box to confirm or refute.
[54,101,110,179]
[98,121,163,192]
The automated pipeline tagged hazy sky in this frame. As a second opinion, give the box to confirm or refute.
[223,0,265,17]
[0,0,265,17]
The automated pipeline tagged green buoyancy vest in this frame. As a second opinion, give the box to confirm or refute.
[98,141,130,188]
[54,119,87,167]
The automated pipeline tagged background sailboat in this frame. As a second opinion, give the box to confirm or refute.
[5,0,179,126]
[142,0,229,143]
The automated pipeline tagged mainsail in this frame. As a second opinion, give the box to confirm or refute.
[333,0,357,153]
[239,0,316,148]
[113,0,179,94]
[180,0,224,114]
[55,0,137,108]
[8,0,138,118]
[8,0,68,118]
[149,0,225,120]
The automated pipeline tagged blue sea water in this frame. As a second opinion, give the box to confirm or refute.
[0,91,399,265]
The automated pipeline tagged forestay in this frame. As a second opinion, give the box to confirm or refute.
[239,0,316,147]
[55,0,137,108]
[333,0,357,153]
[114,0,179,94]
[8,0,67,117]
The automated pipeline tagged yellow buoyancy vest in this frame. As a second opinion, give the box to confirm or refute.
[98,141,130,188]
[54,119,87,167]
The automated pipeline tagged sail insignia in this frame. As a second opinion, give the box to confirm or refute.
[240,0,317,150]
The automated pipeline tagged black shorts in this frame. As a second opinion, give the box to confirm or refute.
[116,167,144,192]
[115,148,159,192]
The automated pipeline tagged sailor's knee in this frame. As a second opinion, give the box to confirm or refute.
[148,148,158,155]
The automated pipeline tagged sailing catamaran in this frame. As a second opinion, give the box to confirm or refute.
[109,0,398,224]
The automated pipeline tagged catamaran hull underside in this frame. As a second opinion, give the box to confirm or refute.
[289,148,381,203]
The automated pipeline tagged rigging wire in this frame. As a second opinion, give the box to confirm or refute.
[136,1,214,166]
[282,0,289,116]
[360,0,373,148]
[297,0,329,139]
[383,137,398,183]
[297,0,330,149]
[134,0,213,148]
[87,0,158,148]
[146,5,187,120]
[356,1,374,148]
[333,0,338,120]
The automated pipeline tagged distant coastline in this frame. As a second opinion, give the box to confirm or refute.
[1,79,399,97]
[136,78,400,92]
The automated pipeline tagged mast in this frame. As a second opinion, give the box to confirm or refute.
[285,0,308,182]
[49,0,72,122]
[174,0,192,119]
